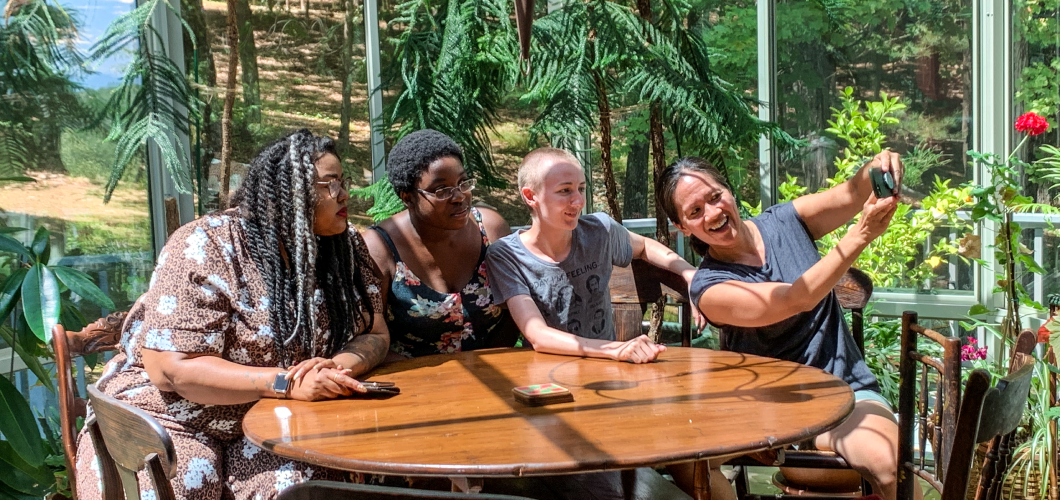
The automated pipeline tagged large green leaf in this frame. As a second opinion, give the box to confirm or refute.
[0,482,39,500]
[29,228,49,266]
[0,375,44,466]
[51,266,115,310]
[0,326,52,391]
[0,441,51,496]
[21,264,60,342]
[0,268,28,323]
[0,235,33,262]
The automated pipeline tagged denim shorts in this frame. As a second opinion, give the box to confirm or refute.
[854,389,898,422]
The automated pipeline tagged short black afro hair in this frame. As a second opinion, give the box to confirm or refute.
[387,129,464,196]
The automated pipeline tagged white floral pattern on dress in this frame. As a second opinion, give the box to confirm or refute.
[168,400,204,422]
[144,329,176,351]
[157,295,178,315]
[183,457,219,489]
[184,227,210,265]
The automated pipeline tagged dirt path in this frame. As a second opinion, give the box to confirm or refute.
[0,173,148,223]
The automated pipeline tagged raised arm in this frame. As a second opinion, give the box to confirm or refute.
[506,295,665,363]
[793,150,903,240]
[697,194,898,327]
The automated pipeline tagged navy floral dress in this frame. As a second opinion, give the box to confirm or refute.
[372,208,514,358]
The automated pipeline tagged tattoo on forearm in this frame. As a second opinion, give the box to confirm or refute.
[340,334,389,372]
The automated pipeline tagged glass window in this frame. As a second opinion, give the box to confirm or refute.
[0,0,151,322]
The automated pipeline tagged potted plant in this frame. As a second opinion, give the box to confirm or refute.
[0,226,114,500]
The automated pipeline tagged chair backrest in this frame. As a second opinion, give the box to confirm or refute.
[279,481,535,500]
[51,313,125,500]
[87,383,177,500]
[610,260,692,345]
[835,268,873,354]
[897,311,963,495]
[904,365,1034,500]
[972,328,1037,500]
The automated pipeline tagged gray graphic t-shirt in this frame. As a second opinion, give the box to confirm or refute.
[486,213,633,341]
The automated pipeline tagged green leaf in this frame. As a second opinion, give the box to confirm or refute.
[51,267,115,310]
[29,228,49,265]
[0,235,33,262]
[968,303,991,316]
[0,228,27,235]
[0,374,44,466]
[0,441,52,496]
[0,268,28,324]
[21,264,60,342]
[0,326,52,391]
[0,482,38,500]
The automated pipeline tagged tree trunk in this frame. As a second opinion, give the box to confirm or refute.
[220,0,239,209]
[235,0,261,123]
[623,139,649,220]
[301,0,308,18]
[182,0,217,155]
[33,122,66,173]
[338,0,358,157]
[592,70,621,223]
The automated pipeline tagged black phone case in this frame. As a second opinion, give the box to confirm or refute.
[870,168,896,198]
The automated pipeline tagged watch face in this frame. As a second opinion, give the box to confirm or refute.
[274,374,291,395]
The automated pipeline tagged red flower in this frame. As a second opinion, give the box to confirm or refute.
[1038,324,1051,344]
[1015,112,1050,136]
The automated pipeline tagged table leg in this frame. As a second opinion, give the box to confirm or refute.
[693,460,713,500]
[621,469,636,500]
[449,477,483,494]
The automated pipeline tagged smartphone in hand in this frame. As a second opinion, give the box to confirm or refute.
[870,168,897,199]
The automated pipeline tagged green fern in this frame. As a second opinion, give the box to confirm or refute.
[350,179,405,222]
[89,0,200,202]
[384,0,517,187]
[0,0,87,174]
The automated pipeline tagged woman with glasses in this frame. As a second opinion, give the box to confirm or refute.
[76,130,389,500]
[363,129,517,359]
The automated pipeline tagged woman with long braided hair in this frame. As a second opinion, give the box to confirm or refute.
[74,129,389,500]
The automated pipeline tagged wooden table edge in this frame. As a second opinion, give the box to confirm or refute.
[248,395,855,477]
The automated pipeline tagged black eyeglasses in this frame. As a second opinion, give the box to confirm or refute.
[417,178,476,201]
[314,178,350,199]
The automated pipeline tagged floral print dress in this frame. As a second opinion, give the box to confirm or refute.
[74,209,383,500]
[372,208,512,358]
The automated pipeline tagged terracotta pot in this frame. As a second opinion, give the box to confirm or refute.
[777,467,863,494]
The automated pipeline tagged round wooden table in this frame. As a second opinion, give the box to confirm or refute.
[244,347,853,486]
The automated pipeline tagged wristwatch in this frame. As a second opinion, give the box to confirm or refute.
[272,371,291,399]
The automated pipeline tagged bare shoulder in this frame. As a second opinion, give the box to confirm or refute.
[476,207,512,242]
[359,223,395,274]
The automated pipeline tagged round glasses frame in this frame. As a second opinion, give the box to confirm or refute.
[416,178,476,201]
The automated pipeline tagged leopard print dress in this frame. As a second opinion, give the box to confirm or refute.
[75,209,383,500]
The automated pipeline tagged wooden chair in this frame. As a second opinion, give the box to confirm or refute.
[972,328,1037,500]
[896,310,965,498]
[51,313,126,500]
[897,364,1034,500]
[729,268,875,500]
[610,259,692,346]
[278,480,535,500]
[86,383,174,500]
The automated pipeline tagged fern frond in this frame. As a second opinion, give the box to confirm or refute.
[350,179,405,222]
[89,0,200,201]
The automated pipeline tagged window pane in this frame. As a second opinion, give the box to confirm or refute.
[0,0,152,322]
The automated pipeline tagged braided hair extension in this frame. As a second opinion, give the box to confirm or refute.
[230,129,374,367]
